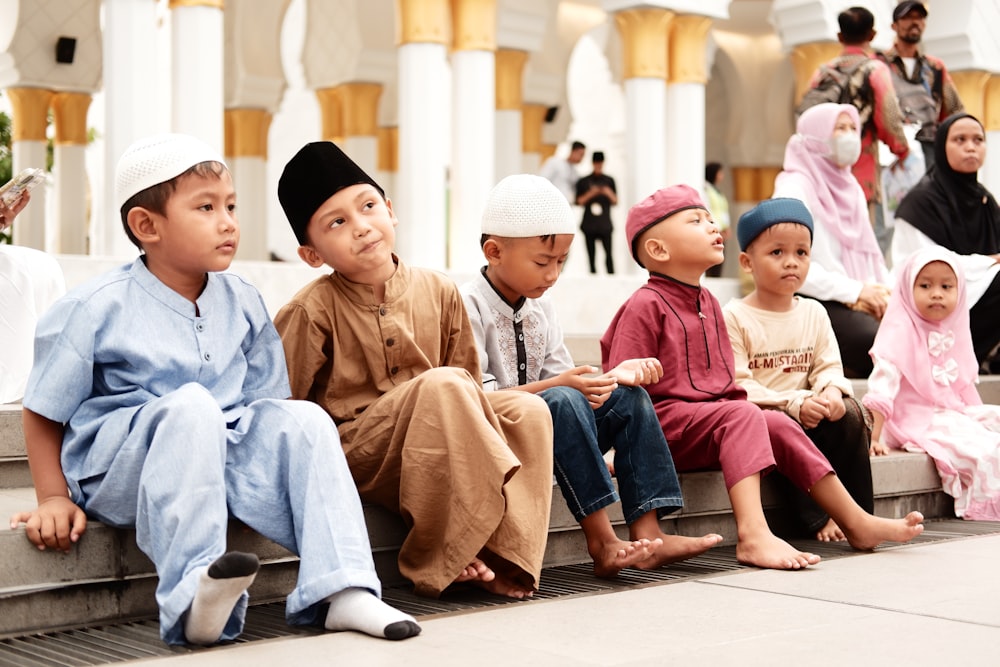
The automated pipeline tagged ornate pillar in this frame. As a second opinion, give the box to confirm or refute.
[314,87,345,145]
[395,0,450,269]
[789,42,840,105]
[982,75,1000,197]
[450,0,496,271]
[224,108,272,260]
[495,49,527,181]
[521,103,548,175]
[377,126,399,201]
[51,92,92,254]
[666,14,712,188]
[614,8,672,217]
[6,87,53,251]
[169,0,224,148]
[341,82,383,179]
[950,70,991,123]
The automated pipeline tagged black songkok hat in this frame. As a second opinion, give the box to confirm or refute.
[278,141,385,245]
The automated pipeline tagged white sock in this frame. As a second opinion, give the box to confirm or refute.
[183,551,260,645]
[324,587,421,640]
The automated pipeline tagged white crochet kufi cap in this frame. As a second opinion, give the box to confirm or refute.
[481,174,576,237]
[115,133,226,211]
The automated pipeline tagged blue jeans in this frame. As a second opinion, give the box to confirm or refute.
[540,385,683,525]
[77,383,381,645]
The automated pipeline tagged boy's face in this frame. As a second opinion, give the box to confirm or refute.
[638,207,723,277]
[739,222,811,297]
[137,168,238,276]
[484,234,573,304]
[912,260,958,322]
[297,183,398,276]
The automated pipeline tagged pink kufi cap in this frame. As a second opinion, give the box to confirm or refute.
[626,184,707,267]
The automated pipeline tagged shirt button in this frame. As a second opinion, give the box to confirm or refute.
[519,363,526,370]
[390,366,399,375]
[386,338,395,347]
[517,334,523,341]
[379,306,387,316]
[204,353,212,361]
[196,323,205,332]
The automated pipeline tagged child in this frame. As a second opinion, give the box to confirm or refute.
[8,134,419,645]
[461,174,723,577]
[864,247,1000,520]
[601,184,925,570]
[273,143,553,600]
[723,198,877,543]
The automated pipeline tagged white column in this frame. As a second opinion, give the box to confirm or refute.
[665,82,705,188]
[625,78,668,215]
[495,110,521,179]
[450,50,495,272]
[10,141,48,251]
[101,0,159,257]
[170,2,224,149]
[52,145,88,253]
[397,42,449,270]
[227,157,265,260]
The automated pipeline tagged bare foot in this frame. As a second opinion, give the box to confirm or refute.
[468,570,536,599]
[843,511,924,551]
[591,538,660,578]
[634,533,724,571]
[736,533,821,570]
[453,558,495,584]
[815,518,846,542]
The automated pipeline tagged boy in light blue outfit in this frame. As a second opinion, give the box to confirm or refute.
[461,174,722,578]
[9,134,419,645]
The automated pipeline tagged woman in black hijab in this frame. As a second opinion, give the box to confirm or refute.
[893,113,1000,368]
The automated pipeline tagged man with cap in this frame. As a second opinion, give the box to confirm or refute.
[877,1,964,170]
[273,142,554,601]
[575,151,618,274]
[601,184,925,570]
[11,133,421,645]
[723,198,878,544]
[462,174,723,579]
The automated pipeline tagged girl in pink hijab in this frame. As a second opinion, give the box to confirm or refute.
[863,247,1000,521]
[773,103,891,378]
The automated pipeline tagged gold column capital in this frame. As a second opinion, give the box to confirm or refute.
[790,42,841,104]
[614,8,673,80]
[6,87,54,142]
[378,126,399,173]
[51,92,93,145]
[396,0,450,46]
[668,15,712,84]
[951,69,991,121]
[495,49,528,110]
[169,0,224,8]
[224,109,272,158]
[521,103,548,154]
[340,82,383,137]
[984,75,1000,133]
[451,0,496,51]
[315,87,345,145]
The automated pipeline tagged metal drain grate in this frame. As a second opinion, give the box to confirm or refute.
[2,519,998,666]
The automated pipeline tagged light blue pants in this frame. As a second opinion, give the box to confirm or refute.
[76,383,380,644]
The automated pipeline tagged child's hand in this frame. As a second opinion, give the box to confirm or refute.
[869,439,889,456]
[821,387,847,422]
[10,496,88,553]
[608,358,663,386]
[798,396,831,429]
[558,366,618,409]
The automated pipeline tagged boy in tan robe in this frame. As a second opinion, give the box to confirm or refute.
[274,141,553,599]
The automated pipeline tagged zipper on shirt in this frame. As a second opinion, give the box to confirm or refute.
[696,293,711,370]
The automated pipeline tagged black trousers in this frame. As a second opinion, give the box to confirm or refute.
[772,397,875,536]
[970,271,1000,366]
[584,230,614,274]
[818,300,879,379]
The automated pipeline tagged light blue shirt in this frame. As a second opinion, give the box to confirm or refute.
[23,258,290,491]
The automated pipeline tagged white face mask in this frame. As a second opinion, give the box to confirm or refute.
[828,132,862,167]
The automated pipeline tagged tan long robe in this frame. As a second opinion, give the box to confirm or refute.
[274,258,552,596]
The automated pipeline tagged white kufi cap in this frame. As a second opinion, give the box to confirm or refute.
[481,174,576,237]
[115,133,226,211]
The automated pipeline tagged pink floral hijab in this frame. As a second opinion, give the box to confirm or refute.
[868,247,980,444]
[774,103,888,283]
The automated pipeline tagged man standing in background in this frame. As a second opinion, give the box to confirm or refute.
[540,140,586,204]
[575,151,617,275]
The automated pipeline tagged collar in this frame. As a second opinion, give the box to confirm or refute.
[131,256,212,319]
[480,266,526,313]
[329,254,407,306]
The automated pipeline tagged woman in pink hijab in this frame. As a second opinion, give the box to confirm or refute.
[773,103,891,377]
[863,247,1000,521]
